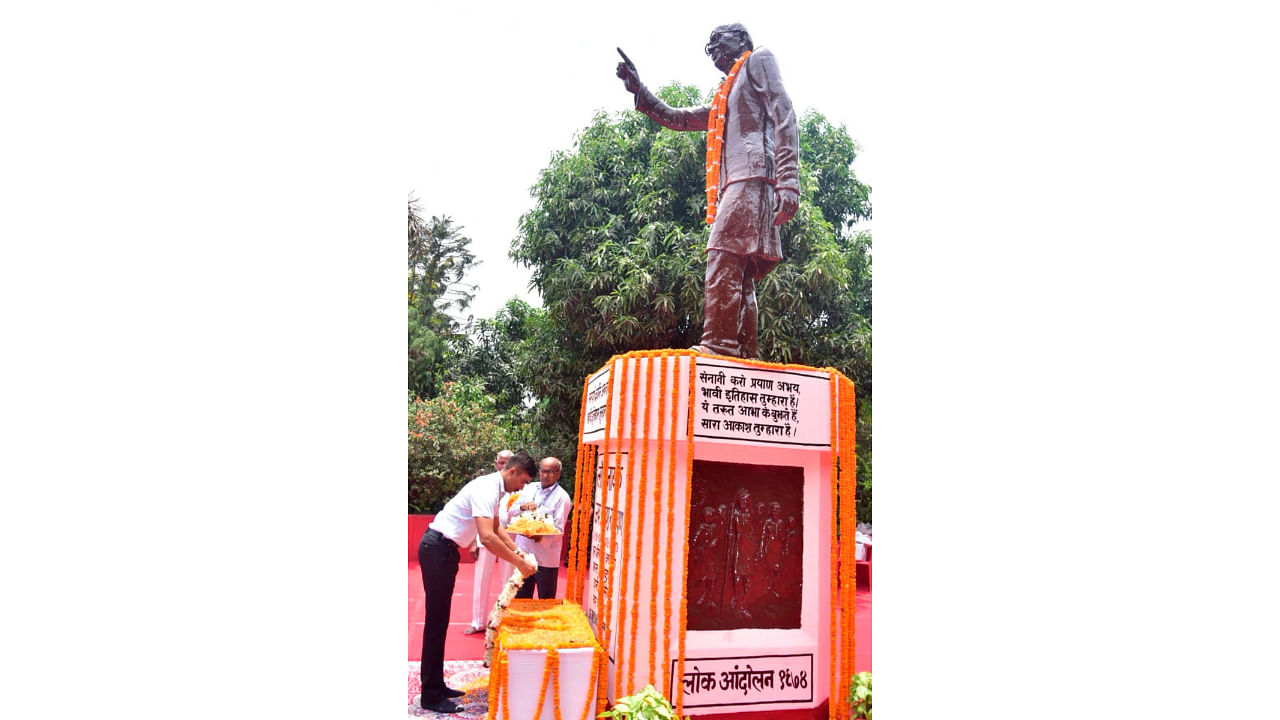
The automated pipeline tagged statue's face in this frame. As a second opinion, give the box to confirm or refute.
[705,30,746,74]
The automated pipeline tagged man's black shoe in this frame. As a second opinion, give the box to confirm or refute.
[443,686,465,698]
[421,697,460,714]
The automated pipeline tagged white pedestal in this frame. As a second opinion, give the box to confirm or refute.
[570,351,857,717]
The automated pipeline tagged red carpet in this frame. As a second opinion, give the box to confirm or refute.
[408,559,872,672]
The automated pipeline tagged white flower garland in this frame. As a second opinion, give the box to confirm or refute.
[483,549,536,667]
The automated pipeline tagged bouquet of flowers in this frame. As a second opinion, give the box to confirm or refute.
[484,549,536,667]
[506,509,561,536]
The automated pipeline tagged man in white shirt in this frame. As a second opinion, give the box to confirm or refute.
[508,456,572,599]
[463,450,515,636]
[416,451,537,714]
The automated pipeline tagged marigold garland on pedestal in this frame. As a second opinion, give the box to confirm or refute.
[673,355,698,718]
[647,353,669,688]
[600,356,630,674]
[576,648,601,720]
[530,647,557,720]
[595,357,620,650]
[827,372,841,720]
[662,352,680,696]
[487,601,603,720]
[839,375,858,720]
[613,354,641,695]
[625,353,654,696]
[567,375,592,603]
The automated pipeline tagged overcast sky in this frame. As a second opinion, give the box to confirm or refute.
[411,2,877,321]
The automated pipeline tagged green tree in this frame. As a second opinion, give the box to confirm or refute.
[408,196,477,399]
[511,84,873,521]
[408,380,506,514]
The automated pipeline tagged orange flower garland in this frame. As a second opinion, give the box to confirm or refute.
[574,444,597,604]
[704,50,752,225]
[827,372,841,720]
[530,648,558,720]
[840,375,858,720]
[567,375,591,602]
[600,356,630,673]
[569,444,595,604]
[596,645,608,718]
[673,354,698,718]
[576,648,600,720]
[661,352,680,696]
[647,353,669,688]
[501,654,512,720]
[613,354,642,695]
[595,357,620,649]
[488,600,604,720]
[625,354,653,696]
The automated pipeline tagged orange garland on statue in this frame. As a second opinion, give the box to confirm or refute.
[704,50,752,225]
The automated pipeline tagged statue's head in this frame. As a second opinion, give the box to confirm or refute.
[705,23,753,74]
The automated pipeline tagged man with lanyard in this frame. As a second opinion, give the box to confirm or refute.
[417,451,538,714]
[463,450,515,636]
[506,456,572,599]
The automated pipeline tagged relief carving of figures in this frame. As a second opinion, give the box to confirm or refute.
[686,461,803,631]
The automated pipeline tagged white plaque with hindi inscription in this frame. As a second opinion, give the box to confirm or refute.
[582,365,612,440]
[692,359,832,448]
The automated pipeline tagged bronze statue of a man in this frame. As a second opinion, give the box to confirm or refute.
[617,24,799,359]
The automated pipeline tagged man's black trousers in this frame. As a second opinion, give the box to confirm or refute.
[514,565,558,599]
[418,529,459,704]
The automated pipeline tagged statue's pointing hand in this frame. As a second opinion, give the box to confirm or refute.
[616,47,641,94]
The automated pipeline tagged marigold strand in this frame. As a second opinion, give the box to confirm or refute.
[571,441,591,603]
[648,353,669,687]
[572,444,594,604]
[568,376,590,599]
[577,648,601,720]
[614,354,642,695]
[501,654,512,720]
[674,355,698,718]
[662,353,680,695]
[595,358,619,649]
[626,354,654,695]
[828,372,840,720]
[704,51,752,225]
[601,356,629,682]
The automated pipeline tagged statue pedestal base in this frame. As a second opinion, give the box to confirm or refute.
[568,350,858,717]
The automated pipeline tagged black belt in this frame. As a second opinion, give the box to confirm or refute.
[424,528,457,547]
